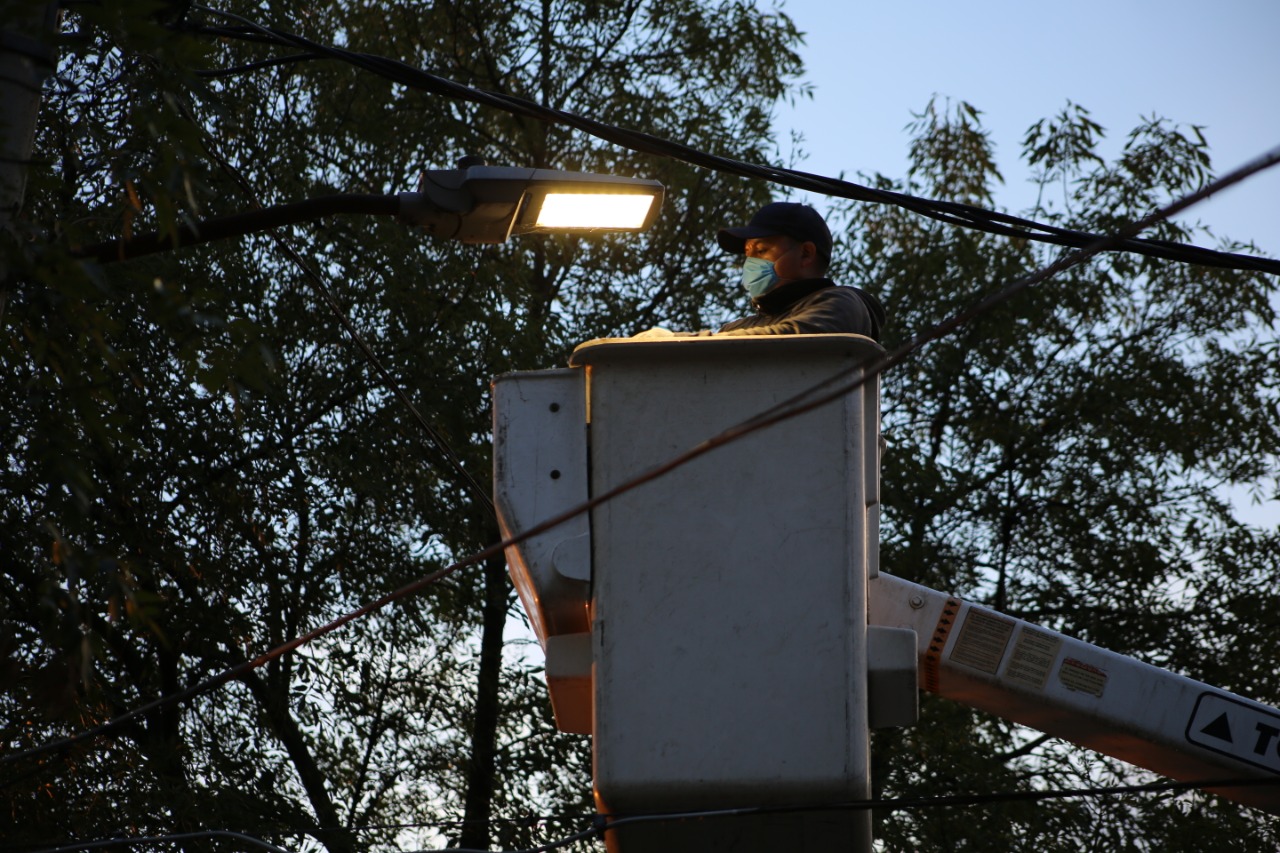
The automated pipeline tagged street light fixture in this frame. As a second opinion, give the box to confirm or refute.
[76,160,665,263]
[400,161,665,244]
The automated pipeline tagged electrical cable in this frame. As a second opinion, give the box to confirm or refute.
[403,827,602,853]
[8,138,1275,785]
[23,773,1278,853]
[21,829,295,853]
[194,51,319,78]
[327,772,1280,852]
[62,8,1275,523]
[184,5,1280,277]
[17,10,1280,841]
[599,774,1280,826]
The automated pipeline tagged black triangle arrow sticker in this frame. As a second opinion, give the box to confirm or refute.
[1200,711,1234,744]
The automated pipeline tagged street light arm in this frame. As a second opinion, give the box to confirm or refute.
[71,167,664,262]
[72,193,401,264]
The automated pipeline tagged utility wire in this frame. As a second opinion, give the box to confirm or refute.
[20,0,1280,823]
[608,775,1280,823]
[186,5,1280,277]
[23,773,1278,853]
[405,828,602,853]
[22,830,294,853]
[92,5,1274,527]
[194,51,319,78]
[15,7,1275,851]
[8,134,1276,779]
[478,774,1280,850]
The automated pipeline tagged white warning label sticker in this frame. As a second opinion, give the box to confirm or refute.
[949,609,1014,674]
[1004,627,1062,690]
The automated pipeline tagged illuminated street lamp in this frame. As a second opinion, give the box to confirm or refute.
[76,161,665,263]
[401,162,665,244]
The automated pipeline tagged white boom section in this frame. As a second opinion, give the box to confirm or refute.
[869,572,1280,814]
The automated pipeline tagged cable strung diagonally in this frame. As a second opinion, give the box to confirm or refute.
[27,773,1280,853]
[24,830,294,853]
[8,119,1277,778]
[20,4,1280,845]
[185,4,1280,276]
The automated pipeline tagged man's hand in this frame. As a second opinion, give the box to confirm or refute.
[631,327,678,340]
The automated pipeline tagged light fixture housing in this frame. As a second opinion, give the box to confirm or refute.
[399,163,664,244]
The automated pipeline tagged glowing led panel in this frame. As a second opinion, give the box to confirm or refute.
[534,192,657,230]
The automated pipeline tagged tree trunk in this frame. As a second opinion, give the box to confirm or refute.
[456,547,510,850]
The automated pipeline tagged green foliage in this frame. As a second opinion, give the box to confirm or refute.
[834,97,1280,850]
[5,2,1279,850]
[1,0,801,850]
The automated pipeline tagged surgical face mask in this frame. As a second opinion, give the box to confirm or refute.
[740,256,779,298]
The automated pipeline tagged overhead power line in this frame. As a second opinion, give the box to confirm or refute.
[23,830,294,853]
[19,4,1280,833]
[533,772,1280,851]
[29,772,1276,853]
[185,4,1280,277]
[398,771,1280,850]
[10,134,1276,779]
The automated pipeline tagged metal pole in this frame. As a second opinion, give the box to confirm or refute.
[0,2,58,230]
[1,0,57,296]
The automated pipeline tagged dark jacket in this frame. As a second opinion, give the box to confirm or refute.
[717,277,886,340]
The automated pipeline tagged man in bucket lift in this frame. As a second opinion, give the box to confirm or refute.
[636,202,885,340]
[715,201,884,339]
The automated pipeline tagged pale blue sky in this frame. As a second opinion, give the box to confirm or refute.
[774,0,1279,257]
[771,0,1279,525]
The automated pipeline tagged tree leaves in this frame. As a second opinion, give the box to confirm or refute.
[7,3,1279,849]
[837,97,1280,849]
[3,0,804,850]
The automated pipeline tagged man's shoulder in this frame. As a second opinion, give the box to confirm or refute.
[720,277,886,339]
[799,281,883,313]
[826,282,886,321]
[796,281,886,339]
[801,281,857,301]
[787,279,868,301]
